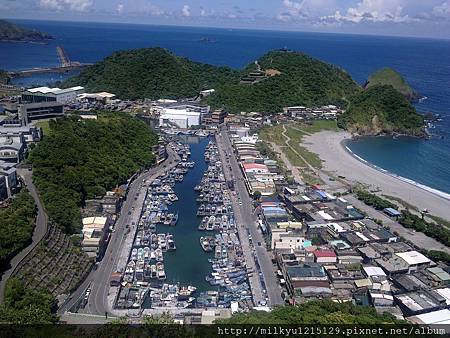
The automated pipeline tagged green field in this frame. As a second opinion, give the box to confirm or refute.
[34,121,51,136]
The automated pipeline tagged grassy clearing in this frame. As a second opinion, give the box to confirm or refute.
[381,194,419,212]
[259,124,285,146]
[282,146,307,167]
[285,125,323,169]
[34,121,51,136]
[428,214,450,230]
[302,171,324,186]
[295,120,339,134]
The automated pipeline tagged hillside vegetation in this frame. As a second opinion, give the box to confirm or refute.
[0,19,53,42]
[0,190,37,271]
[0,278,57,324]
[216,300,400,324]
[206,50,359,113]
[63,47,239,100]
[365,67,419,101]
[65,48,424,135]
[28,112,158,234]
[338,85,425,136]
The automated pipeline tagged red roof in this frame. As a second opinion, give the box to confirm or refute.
[242,163,268,171]
[313,250,336,258]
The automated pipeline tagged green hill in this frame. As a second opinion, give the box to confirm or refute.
[63,47,239,100]
[65,48,424,136]
[28,112,158,234]
[0,19,53,42]
[365,67,419,101]
[205,50,359,113]
[338,85,425,136]
[216,300,401,324]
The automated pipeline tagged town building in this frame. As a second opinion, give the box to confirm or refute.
[0,161,18,199]
[81,216,110,259]
[22,86,85,104]
[159,108,201,129]
[19,102,65,125]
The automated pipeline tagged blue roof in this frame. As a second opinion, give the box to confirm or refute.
[384,207,401,216]
[316,190,328,199]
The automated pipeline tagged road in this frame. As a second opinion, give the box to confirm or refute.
[59,146,180,316]
[346,195,450,254]
[0,169,49,302]
[216,130,284,307]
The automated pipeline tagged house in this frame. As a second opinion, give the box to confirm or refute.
[242,163,269,174]
[395,290,447,316]
[395,251,433,273]
[313,249,337,263]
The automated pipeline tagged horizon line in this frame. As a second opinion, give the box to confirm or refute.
[3,16,450,42]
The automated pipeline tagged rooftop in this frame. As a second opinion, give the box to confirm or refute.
[396,251,432,266]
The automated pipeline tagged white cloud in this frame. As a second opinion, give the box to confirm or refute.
[321,0,411,24]
[116,3,124,14]
[277,0,337,22]
[39,0,93,12]
[278,0,308,21]
[182,4,191,17]
[432,1,450,18]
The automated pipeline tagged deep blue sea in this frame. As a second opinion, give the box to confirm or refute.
[1,20,450,194]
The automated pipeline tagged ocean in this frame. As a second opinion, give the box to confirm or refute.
[1,19,450,194]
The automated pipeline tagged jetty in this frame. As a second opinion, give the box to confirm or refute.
[7,46,92,78]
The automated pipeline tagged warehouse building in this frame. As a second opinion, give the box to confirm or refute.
[159,108,201,129]
[22,86,85,104]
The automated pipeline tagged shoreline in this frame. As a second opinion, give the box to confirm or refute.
[341,139,450,202]
[303,130,450,220]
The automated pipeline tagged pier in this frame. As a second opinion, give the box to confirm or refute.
[7,45,92,78]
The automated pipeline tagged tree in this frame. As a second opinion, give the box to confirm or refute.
[216,300,402,324]
[0,278,58,324]
[253,191,262,201]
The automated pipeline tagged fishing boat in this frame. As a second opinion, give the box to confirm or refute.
[170,212,178,226]
[150,264,157,279]
[157,262,166,280]
[200,236,213,252]
[167,234,176,250]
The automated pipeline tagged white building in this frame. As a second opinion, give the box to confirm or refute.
[24,86,85,103]
[159,108,201,129]
[395,251,432,272]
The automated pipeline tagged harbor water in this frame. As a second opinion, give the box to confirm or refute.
[157,136,212,292]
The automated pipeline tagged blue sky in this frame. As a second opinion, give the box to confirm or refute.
[1,0,450,38]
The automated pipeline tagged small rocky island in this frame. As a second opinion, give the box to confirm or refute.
[0,19,54,42]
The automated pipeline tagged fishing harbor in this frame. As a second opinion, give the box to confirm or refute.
[196,141,253,309]
[113,136,254,311]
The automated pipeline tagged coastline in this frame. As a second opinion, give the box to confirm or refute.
[342,140,450,201]
[303,130,450,220]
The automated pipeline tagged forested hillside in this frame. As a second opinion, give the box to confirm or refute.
[0,19,53,42]
[65,48,424,135]
[0,190,37,271]
[206,50,359,113]
[28,112,158,233]
[338,85,425,136]
[63,47,239,100]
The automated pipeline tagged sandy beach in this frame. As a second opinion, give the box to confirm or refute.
[304,131,450,221]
